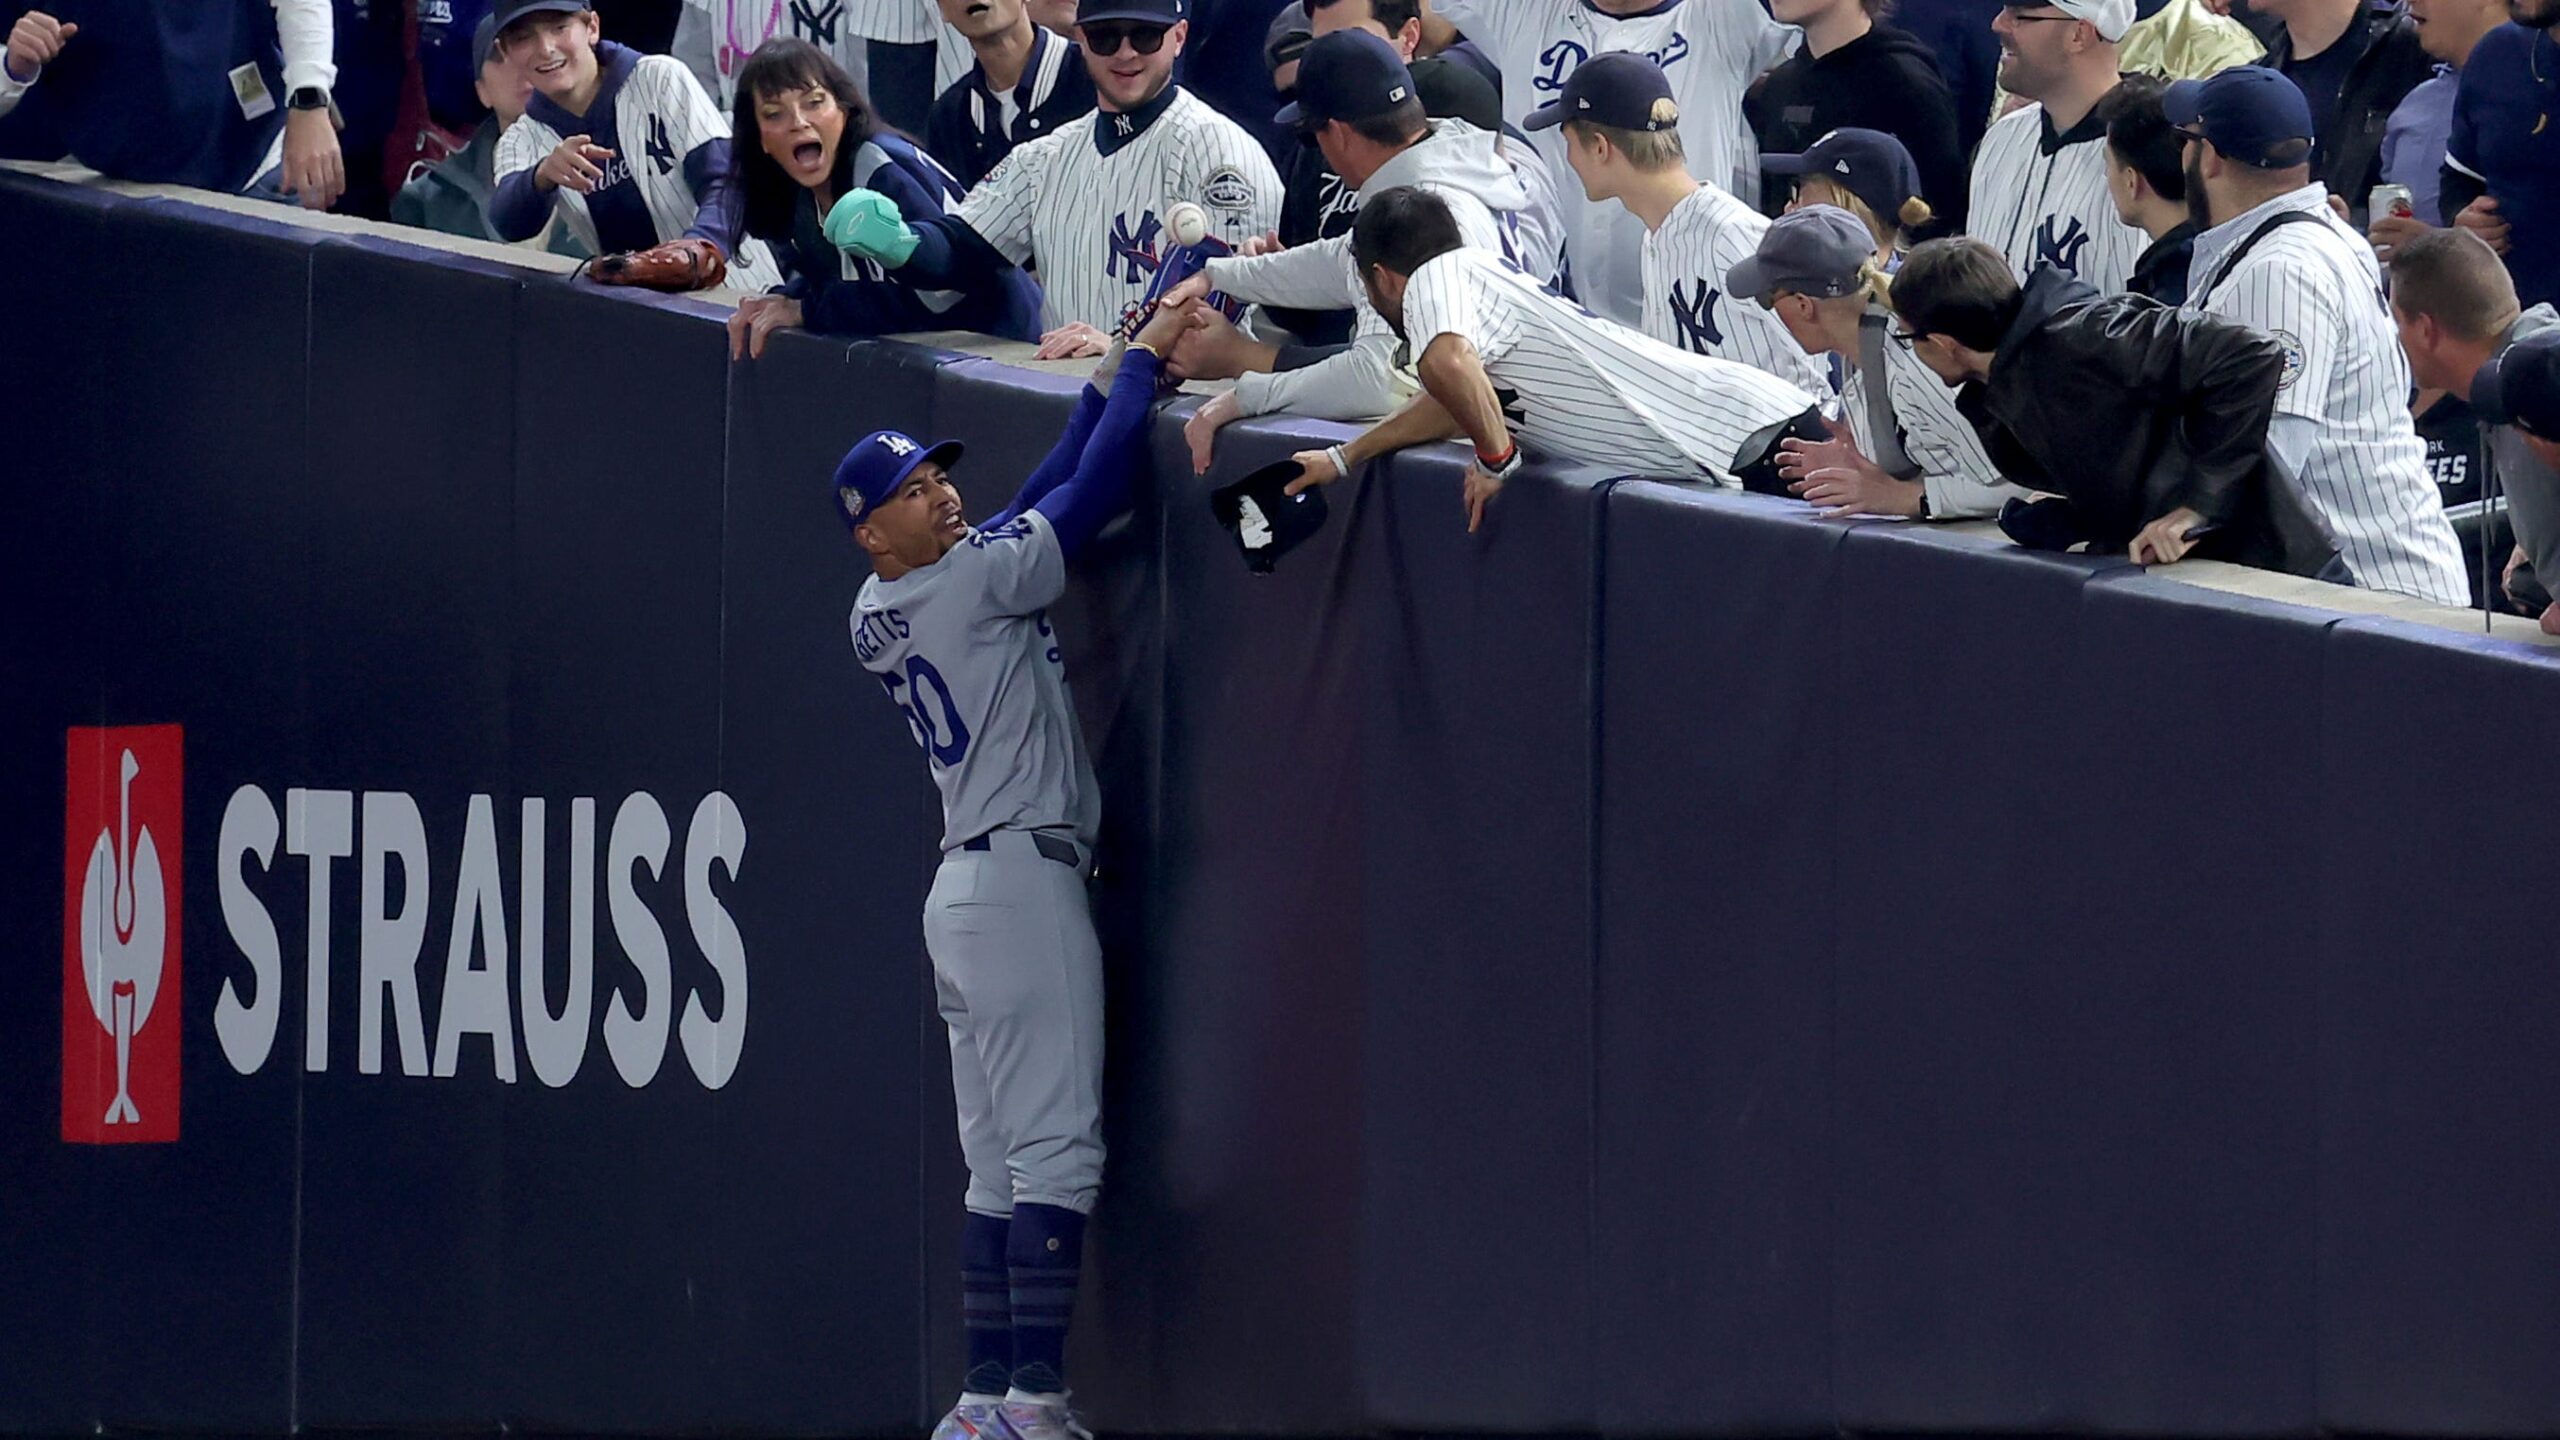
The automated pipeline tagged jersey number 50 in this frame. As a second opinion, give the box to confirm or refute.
[880,656,972,766]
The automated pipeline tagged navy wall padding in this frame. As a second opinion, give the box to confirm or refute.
[2315,619,2560,1438]
[1354,451,1605,1431]
[16,169,2560,1439]
[1590,483,1842,1436]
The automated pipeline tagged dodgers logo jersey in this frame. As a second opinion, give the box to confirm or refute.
[2185,188,2470,606]
[852,508,1099,851]
[1966,102,2146,294]
[1642,183,1832,396]
[1434,0,1799,326]
[497,44,784,289]
[956,86,1283,333]
[1401,247,1818,483]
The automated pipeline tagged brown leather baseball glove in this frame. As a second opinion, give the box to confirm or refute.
[589,237,728,292]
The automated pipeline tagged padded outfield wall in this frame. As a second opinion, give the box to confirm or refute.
[6,170,2560,1437]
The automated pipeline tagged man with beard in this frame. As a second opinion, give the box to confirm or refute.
[2172,63,2473,602]
[2442,0,2560,305]
[1968,0,2153,291]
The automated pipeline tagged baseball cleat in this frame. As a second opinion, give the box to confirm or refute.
[929,1399,1014,1440]
[996,1395,1094,1440]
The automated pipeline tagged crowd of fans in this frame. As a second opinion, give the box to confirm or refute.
[4,0,2558,619]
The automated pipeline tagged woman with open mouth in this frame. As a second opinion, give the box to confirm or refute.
[725,37,1044,360]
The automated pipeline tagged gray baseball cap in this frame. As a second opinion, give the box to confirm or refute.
[1727,205,1876,308]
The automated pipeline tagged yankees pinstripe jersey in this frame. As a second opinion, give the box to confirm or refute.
[494,44,783,289]
[1840,308,2022,518]
[1402,247,1819,482]
[1435,0,1799,326]
[840,0,976,93]
[680,0,866,107]
[1967,101,2147,294]
[1643,183,1833,395]
[956,84,1283,332]
[2185,185,2470,605]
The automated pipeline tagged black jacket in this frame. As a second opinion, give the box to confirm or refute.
[1960,268,2345,578]
[2262,2,2436,225]
[2126,220,2201,307]
[1743,24,1967,232]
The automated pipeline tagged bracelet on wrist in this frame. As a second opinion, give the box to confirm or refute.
[1324,444,1350,477]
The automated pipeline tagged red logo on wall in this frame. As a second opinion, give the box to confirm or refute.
[63,725,184,1144]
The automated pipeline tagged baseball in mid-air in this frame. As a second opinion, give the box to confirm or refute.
[1168,201,1209,248]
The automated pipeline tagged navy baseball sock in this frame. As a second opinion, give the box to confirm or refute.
[962,1211,1013,1398]
[1005,1203,1086,1397]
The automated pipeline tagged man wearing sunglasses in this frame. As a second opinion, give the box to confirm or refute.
[821,0,1284,357]
[1966,0,2151,293]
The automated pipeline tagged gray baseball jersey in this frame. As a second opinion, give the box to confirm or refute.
[2185,186,2470,606]
[1436,0,1798,326]
[1966,102,2148,295]
[1403,246,1819,482]
[856,503,1107,1218]
[1642,183,1833,395]
[957,86,1284,332]
[852,509,1099,851]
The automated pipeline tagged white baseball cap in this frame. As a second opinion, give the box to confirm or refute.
[2007,0,2135,42]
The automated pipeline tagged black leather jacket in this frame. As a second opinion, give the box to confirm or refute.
[1958,268,2346,579]
[2263,1,2438,225]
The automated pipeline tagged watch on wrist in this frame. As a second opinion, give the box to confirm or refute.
[1480,444,1523,482]
[287,86,343,127]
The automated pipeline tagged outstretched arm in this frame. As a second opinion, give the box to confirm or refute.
[1022,302,1195,559]
[985,387,1112,529]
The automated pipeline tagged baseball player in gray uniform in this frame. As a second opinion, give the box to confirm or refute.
[1967,0,2148,293]
[1530,52,1831,395]
[2170,67,2470,605]
[839,297,1194,1440]
[1433,0,1799,326]
[1286,185,1822,531]
[820,0,1283,356]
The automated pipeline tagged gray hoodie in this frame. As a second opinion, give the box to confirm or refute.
[2491,304,2560,593]
[1206,119,1560,422]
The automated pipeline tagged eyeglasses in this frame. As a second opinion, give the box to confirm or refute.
[1082,22,1171,55]
[1889,326,1923,345]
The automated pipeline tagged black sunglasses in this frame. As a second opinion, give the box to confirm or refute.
[1082,22,1171,55]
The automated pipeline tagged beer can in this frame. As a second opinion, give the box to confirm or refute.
[2370,183,2415,220]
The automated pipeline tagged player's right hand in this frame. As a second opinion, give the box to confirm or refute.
[5,11,74,81]
[2454,196,2511,255]
[536,134,614,193]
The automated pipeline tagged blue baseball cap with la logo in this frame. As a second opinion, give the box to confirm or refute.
[834,429,964,529]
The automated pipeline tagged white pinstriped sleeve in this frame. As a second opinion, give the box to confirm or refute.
[494,114,554,183]
[1181,115,1284,250]
[956,131,1059,266]
[1882,344,2023,517]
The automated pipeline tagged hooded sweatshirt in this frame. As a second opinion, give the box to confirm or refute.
[1204,118,1551,422]
[1744,22,1967,232]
